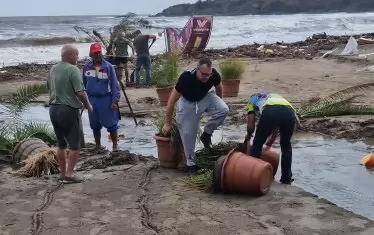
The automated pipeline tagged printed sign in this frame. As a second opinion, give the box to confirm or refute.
[164,15,213,53]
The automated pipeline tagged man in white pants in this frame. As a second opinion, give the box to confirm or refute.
[162,57,229,175]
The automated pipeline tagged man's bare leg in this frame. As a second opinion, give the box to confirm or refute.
[57,148,66,178]
[65,149,80,177]
[93,130,101,151]
[110,131,118,152]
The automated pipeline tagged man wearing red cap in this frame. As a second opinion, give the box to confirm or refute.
[83,42,121,152]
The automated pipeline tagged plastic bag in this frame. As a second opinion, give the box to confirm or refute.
[340,36,358,55]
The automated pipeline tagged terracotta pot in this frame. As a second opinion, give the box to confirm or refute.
[236,142,280,177]
[220,149,273,195]
[246,142,280,176]
[212,155,226,193]
[156,87,173,106]
[221,79,240,97]
[153,135,178,168]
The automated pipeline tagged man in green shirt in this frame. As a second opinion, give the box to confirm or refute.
[47,44,93,184]
[112,32,135,84]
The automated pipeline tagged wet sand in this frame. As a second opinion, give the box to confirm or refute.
[1,149,374,235]
[1,44,374,233]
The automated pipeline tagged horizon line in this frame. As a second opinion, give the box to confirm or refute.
[0,13,152,18]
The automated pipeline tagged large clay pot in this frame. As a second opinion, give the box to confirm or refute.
[246,142,280,177]
[153,135,180,168]
[12,138,50,165]
[156,87,173,106]
[236,142,280,176]
[220,149,274,195]
[222,79,240,97]
[212,155,226,193]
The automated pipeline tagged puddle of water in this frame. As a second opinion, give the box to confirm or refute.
[1,104,374,220]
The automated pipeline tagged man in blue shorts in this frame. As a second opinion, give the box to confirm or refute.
[83,43,121,152]
[245,92,299,184]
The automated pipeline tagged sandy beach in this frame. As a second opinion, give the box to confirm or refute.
[1,40,374,234]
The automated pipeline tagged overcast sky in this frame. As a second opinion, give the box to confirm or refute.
[0,0,196,17]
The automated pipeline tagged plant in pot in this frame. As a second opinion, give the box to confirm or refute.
[152,111,184,168]
[151,52,180,106]
[219,60,245,97]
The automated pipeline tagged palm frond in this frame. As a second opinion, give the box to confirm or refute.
[74,26,101,42]
[182,170,213,193]
[297,95,360,118]
[313,82,374,107]
[92,30,109,49]
[12,121,56,145]
[0,135,13,155]
[7,83,48,111]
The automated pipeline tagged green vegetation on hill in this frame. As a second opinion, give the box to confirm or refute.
[154,0,374,17]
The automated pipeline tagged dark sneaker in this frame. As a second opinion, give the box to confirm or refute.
[280,178,294,185]
[188,165,199,176]
[200,132,212,149]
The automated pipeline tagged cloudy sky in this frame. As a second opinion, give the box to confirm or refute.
[0,0,196,17]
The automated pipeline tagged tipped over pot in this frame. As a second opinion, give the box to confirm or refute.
[213,149,274,196]
[235,142,280,177]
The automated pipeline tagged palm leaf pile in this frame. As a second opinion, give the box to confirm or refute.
[297,82,374,118]
[195,141,238,170]
[182,142,237,192]
[0,83,56,156]
[181,169,214,193]
[15,149,59,177]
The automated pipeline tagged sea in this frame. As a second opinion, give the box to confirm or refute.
[1,12,374,67]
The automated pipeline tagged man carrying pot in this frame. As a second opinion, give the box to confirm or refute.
[162,57,229,175]
[83,42,121,152]
[245,92,300,184]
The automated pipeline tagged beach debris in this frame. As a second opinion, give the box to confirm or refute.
[340,36,358,55]
[15,149,59,177]
[185,32,374,60]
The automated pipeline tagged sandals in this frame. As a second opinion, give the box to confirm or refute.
[57,176,84,184]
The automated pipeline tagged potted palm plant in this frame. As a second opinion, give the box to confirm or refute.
[219,60,245,97]
[151,52,180,106]
[153,111,184,168]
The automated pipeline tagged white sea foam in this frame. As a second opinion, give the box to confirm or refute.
[1,12,374,66]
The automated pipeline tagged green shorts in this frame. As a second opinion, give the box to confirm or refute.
[49,104,82,150]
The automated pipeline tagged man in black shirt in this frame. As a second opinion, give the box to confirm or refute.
[162,57,229,174]
[133,30,156,87]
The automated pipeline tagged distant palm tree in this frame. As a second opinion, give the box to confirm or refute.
[74,16,156,55]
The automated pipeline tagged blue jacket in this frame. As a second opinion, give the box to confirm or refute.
[82,59,121,104]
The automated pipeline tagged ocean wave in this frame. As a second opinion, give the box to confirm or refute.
[0,36,96,48]
[95,16,115,19]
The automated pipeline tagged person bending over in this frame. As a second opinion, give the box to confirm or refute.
[162,57,229,175]
[245,92,299,184]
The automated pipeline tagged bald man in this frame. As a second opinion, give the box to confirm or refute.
[47,44,93,184]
